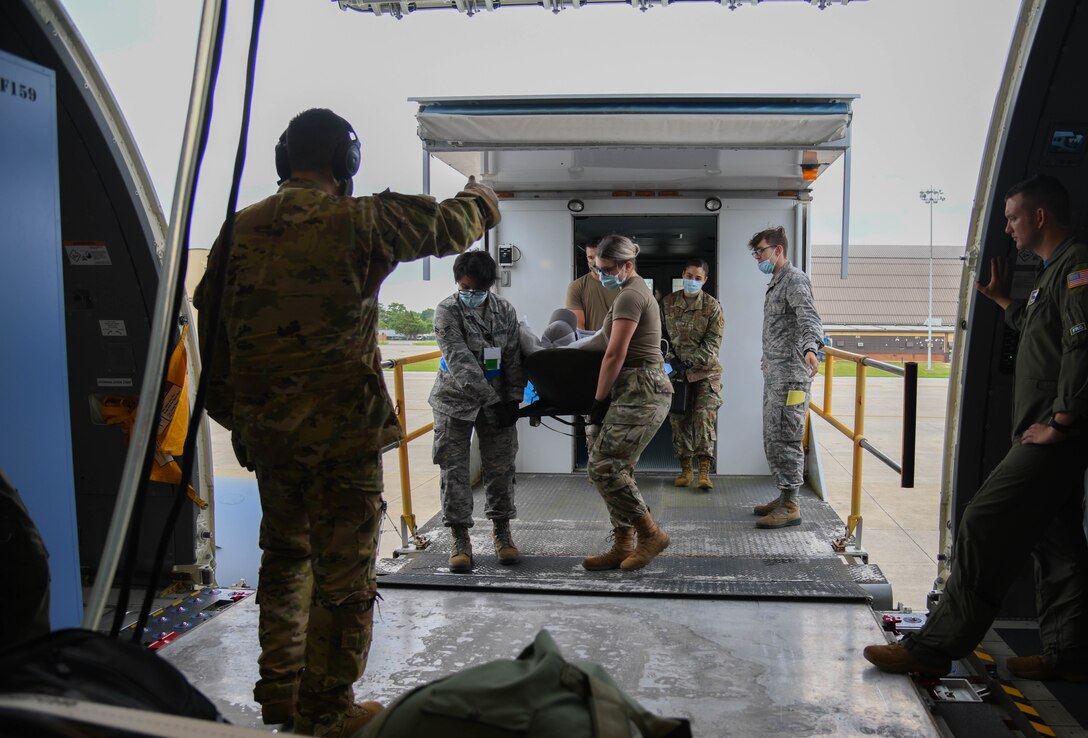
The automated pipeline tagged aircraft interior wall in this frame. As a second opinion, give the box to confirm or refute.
[1,1,199,588]
[957,0,1088,619]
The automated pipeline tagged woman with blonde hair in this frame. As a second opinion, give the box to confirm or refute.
[582,235,673,572]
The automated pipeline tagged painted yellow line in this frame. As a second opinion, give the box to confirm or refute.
[974,650,994,662]
[1001,684,1024,698]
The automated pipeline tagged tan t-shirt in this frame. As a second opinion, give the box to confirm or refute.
[602,275,662,366]
[565,273,618,331]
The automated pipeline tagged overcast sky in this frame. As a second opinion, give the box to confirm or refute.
[63,0,1021,311]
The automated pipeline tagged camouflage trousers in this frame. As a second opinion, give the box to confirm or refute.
[433,408,518,528]
[669,376,722,459]
[762,381,811,490]
[252,454,383,723]
[588,367,672,527]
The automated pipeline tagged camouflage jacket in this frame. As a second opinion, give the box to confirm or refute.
[661,290,724,382]
[193,178,496,464]
[429,292,526,421]
[762,261,824,383]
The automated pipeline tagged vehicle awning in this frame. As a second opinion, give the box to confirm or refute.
[413,95,855,192]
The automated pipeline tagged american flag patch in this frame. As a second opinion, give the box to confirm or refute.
[1068,269,1088,289]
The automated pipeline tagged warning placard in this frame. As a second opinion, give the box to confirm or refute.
[99,319,127,337]
[64,241,112,266]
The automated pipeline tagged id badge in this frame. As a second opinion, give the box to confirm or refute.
[484,346,501,379]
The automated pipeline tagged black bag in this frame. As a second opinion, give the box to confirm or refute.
[362,629,691,738]
[668,364,691,416]
[0,466,51,649]
[0,628,225,737]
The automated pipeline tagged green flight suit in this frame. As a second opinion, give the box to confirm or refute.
[907,238,1088,665]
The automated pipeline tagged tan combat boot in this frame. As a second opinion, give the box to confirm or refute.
[582,526,634,570]
[756,501,801,529]
[752,493,784,516]
[492,519,520,565]
[620,511,670,571]
[673,457,694,487]
[448,525,472,573]
[295,701,385,737]
[696,457,713,490]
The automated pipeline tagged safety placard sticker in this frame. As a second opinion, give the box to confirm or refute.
[99,319,127,337]
[64,240,112,266]
[97,377,134,388]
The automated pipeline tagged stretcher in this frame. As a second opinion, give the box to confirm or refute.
[518,348,604,420]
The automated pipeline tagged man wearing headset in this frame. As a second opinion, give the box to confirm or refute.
[194,108,499,737]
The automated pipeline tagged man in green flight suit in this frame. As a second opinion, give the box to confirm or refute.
[194,109,499,737]
[864,174,1088,681]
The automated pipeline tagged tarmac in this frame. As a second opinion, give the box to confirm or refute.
[208,341,948,611]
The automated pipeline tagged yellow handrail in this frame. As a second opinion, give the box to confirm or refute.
[808,346,918,555]
[381,349,440,553]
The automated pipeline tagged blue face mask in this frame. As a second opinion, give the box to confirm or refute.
[598,267,626,290]
[458,290,488,308]
[758,259,775,275]
[682,279,703,295]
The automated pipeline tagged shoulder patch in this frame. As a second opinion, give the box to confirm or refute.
[1028,288,1040,305]
[1068,268,1088,290]
[1072,323,1087,337]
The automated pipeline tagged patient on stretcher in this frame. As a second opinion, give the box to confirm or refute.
[518,308,605,415]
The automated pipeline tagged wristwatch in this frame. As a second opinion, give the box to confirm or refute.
[1047,415,1075,434]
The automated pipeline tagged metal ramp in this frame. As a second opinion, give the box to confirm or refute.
[379,473,890,605]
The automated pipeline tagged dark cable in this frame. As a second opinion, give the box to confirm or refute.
[110,2,230,639]
[133,0,266,643]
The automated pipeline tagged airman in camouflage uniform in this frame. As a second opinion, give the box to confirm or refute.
[748,227,823,530]
[429,250,526,572]
[583,236,672,573]
[661,259,724,490]
[193,109,499,737]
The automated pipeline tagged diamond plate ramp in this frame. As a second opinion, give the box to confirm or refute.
[379,474,880,601]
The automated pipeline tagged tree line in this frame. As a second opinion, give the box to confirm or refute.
[379,303,433,338]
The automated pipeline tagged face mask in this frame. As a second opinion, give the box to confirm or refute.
[758,259,775,275]
[682,279,703,295]
[458,290,488,308]
[599,271,625,290]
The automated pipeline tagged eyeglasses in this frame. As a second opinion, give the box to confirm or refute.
[750,246,774,258]
[596,264,622,277]
[458,289,488,298]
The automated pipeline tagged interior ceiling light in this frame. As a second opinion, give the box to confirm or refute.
[567,199,585,213]
[704,197,722,212]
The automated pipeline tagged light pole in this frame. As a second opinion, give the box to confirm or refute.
[919,187,945,370]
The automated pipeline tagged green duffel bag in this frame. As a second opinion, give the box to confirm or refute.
[359,629,691,738]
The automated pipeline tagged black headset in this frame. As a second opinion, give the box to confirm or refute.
[274,113,361,188]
